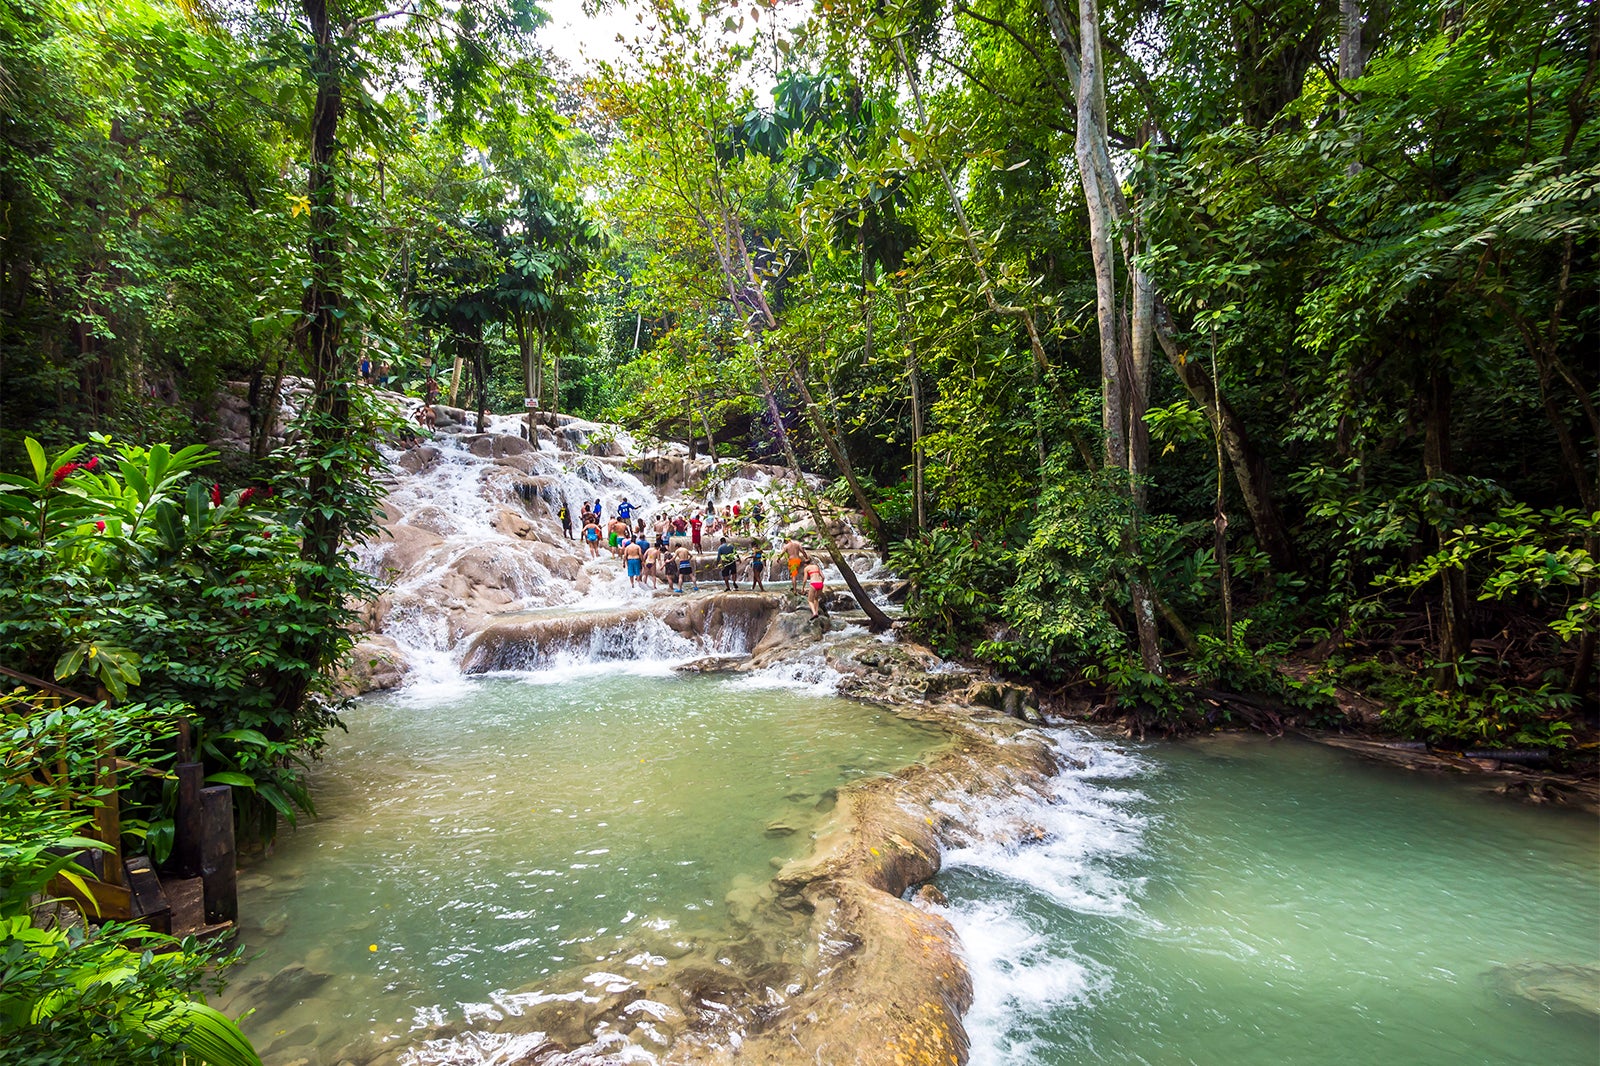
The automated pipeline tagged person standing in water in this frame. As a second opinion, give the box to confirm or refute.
[583,521,601,559]
[643,540,661,590]
[558,501,573,539]
[716,537,739,591]
[690,511,704,551]
[784,536,807,591]
[803,559,826,618]
[624,535,644,587]
[749,539,767,592]
[674,542,697,592]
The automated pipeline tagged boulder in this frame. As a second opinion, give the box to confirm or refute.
[964,680,1043,723]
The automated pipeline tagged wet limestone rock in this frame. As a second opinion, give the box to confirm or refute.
[1489,962,1600,1016]
[964,679,1044,723]
[333,636,411,697]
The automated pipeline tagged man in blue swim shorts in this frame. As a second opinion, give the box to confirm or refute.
[624,536,644,587]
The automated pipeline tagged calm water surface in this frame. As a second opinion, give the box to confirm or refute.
[220,665,946,1062]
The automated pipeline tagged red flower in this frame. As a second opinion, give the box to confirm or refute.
[210,483,222,507]
[50,462,78,486]
[239,487,257,506]
[95,520,106,532]
[84,456,99,471]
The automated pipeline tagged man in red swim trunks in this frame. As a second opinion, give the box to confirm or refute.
[784,536,806,591]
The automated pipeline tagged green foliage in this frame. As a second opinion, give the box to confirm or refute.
[1381,664,1579,750]
[887,528,1010,654]
[977,468,1132,676]
[1188,624,1337,714]
[0,435,353,841]
[0,696,259,1066]
[1387,505,1599,645]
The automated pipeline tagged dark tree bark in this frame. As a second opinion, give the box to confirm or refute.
[276,0,351,714]
[1423,364,1472,675]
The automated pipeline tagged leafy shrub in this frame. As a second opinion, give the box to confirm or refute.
[0,436,362,842]
[888,527,1010,655]
[0,698,260,1066]
[1379,660,1578,749]
[976,468,1132,676]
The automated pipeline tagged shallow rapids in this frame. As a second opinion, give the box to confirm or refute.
[937,731,1600,1065]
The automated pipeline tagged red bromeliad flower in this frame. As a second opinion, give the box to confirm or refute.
[95,520,106,532]
[210,483,222,507]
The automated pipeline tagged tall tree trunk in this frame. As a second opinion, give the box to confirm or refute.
[777,349,885,548]
[551,351,560,418]
[754,347,894,632]
[860,232,874,364]
[254,353,289,461]
[1066,0,1163,674]
[280,0,349,714]
[1423,364,1471,675]
[1152,303,1298,573]
[686,387,697,460]
[701,184,888,630]
[473,332,488,434]
[519,315,537,442]
[699,404,719,462]
[889,281,928,531]
[1044,0,1295,575]
[1339,0,1369,83]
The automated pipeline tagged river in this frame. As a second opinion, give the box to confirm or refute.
[940,731,1599,1065]
[221,658,1598,1066]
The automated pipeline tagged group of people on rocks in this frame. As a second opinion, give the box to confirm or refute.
[552,495,828,615]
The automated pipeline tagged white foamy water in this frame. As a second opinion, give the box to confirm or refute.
[931,729,1149,1065]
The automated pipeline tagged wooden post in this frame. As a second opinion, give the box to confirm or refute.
[198,785,237,925]
[173,762,205,877]
[94,748,123,888]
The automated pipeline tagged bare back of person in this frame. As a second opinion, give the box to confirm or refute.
[784,538,806,589]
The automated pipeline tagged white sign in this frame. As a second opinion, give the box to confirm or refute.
[524,398,538,408]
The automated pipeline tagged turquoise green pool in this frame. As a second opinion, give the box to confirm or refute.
[938,732,1600,1066]
[217,667,947,1063]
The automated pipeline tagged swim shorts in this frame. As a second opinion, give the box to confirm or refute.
[789,558,802,575]
[627,559,642,577]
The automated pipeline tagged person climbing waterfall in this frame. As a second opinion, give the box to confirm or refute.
[716,537,739,591]
[624,536,644,587]
[784,537,806,591]
[690,511,704,551]
[618,497,634,523]
[559,501,573,539]
[804,559,826,619]
[643,540,661,590]
[583,521,601,559]
[674,542,697,593]
[749,540,767,592]
[657,539,676,591]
